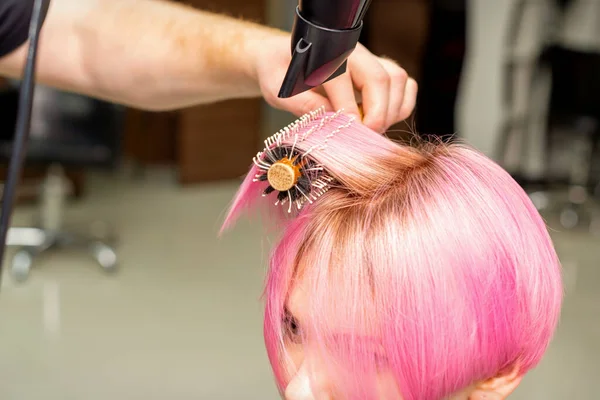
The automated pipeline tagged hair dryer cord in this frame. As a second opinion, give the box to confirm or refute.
[0,0,49,289]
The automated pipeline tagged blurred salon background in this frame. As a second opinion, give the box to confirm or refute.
[0,0,598,399]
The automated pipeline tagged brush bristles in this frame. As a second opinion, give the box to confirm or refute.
[251,107,355,213]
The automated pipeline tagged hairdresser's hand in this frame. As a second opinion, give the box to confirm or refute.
[254,36,418,133]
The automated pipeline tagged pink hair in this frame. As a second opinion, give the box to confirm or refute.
[221,110,563,399]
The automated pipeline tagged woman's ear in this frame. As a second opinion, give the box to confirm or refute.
[468,364,523,400]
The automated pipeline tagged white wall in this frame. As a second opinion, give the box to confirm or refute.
[457,1,515,157]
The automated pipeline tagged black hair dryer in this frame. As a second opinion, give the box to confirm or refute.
[278,0,373,98]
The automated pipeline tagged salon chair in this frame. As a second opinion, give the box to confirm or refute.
[0,85,124,282]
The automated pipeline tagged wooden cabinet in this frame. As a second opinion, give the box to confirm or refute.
[177,99,262,183]
[366,0,430,81]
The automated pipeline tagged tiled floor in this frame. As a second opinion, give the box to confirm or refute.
[0,169,598,399]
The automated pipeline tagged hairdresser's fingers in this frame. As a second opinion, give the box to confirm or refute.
[348,45,390,133]
[321,70,361,120]
[272,89,334,117]
[378,57,410,127]
[259,68,334,116]
[398,77,418,122]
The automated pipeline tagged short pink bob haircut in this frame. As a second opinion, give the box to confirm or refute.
[221,109,563,399]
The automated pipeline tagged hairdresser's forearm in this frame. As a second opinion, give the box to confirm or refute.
[0,0,285,110]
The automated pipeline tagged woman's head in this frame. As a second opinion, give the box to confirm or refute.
[222,109,563,400]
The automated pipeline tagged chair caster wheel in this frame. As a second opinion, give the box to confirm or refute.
[90,242,118,273]
[11,249,34,283]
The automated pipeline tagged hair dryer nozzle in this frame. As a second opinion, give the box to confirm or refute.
[277,6,364,99]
